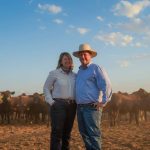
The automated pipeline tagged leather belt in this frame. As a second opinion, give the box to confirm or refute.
[78,103,96,107]
[53,98,76,104]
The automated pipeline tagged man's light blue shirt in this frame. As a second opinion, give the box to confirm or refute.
[75,63,112,104]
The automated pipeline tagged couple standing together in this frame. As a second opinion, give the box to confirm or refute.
[43,43,112,150]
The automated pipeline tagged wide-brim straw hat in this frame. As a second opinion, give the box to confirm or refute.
[73,43,97,58]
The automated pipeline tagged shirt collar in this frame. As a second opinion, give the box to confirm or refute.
[79,62,92,69]
[59,68,72,74]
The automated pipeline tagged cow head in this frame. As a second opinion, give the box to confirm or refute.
[0,90,15,103]
[32,92,41,103]
[133,88,148,97]
[0,93,3,104]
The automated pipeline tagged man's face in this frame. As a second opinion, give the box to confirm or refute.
[78,52,92,66]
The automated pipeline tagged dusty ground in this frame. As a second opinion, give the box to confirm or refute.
[0,119,150,150]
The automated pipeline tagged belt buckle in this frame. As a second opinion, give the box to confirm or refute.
[68,99,74,104]
[66,99,70,104]
[64,99,70,104]
[91,103,97,108]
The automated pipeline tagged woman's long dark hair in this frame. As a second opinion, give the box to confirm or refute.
[56,52,73,69]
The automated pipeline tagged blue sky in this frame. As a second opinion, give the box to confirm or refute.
[0,0,150,95]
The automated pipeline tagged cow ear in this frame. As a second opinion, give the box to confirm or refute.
[11,91,15,95]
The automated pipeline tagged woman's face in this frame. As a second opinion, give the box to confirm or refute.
[61,55,72,69]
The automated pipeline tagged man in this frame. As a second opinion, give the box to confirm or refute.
[73,43,112,150]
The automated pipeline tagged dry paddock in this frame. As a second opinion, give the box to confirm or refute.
[0,118,150,150]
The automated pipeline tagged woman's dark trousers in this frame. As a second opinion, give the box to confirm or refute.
[50,101,76,150]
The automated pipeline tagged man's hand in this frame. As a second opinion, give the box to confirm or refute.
[93,102,105,110]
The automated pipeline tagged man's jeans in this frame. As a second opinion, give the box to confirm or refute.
[50,101,76,150]
[77,105,102,150]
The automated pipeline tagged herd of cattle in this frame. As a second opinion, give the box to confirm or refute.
[103,88,150,126]
[0,88,150,126]
[0,91,50,125]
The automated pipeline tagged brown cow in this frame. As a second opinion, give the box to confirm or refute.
[0,90,15,124]
[28,93,42,123]
[27,93,50,124]
[40,95,50,126]
[104,92,141,126]
[132,88,150,121]
[19,94,34,122]
[9,96,24,121]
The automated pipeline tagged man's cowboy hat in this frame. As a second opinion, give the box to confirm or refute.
[73,43,97,58]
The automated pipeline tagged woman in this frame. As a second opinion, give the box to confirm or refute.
[43,52,76,150]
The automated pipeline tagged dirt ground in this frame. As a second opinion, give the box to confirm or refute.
[0,119,150,150]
